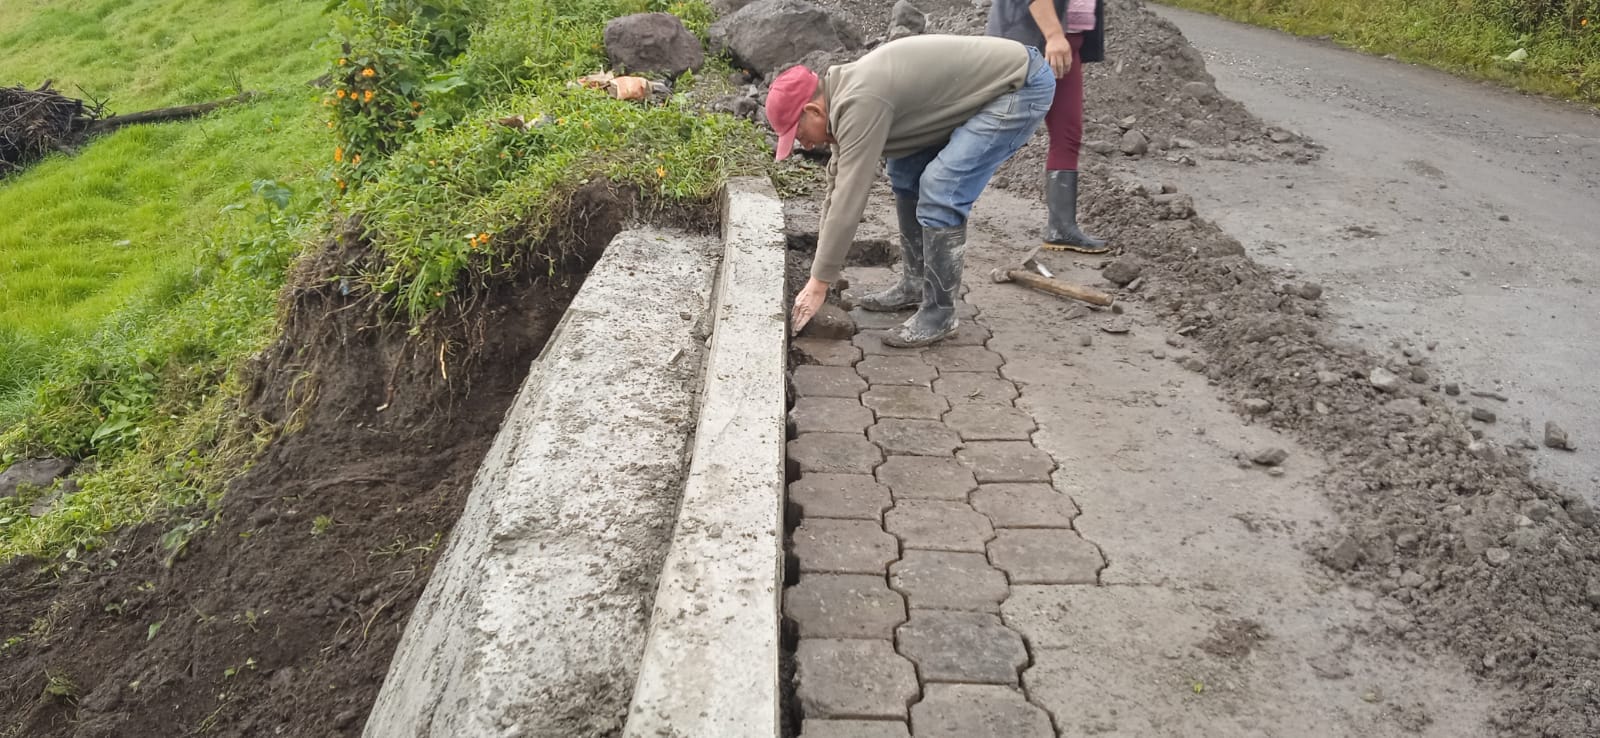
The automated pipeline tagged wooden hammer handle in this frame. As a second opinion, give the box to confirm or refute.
[1006,270,1115,306]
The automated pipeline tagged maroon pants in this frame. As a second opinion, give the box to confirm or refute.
[1045,33,1086,171]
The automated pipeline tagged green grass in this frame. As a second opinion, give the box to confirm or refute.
[0,0,767,562]
[1163,0,1600,105]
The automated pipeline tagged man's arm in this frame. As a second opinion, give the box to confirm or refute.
[1028,0,1073,78]
[811,95,894,284]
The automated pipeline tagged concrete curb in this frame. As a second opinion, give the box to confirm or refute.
[363,228,722,738]
[623,177,789,737]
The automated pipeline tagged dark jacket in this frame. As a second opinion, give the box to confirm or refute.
[985,0,1106,64]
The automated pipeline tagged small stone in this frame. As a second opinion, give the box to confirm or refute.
[1296,282,1323,300]
[1498,214,1510,222]
[1117,115,1138,130]
[1586,580,1600,608]
[1267,128,1296,143]
[1471,408,1497,423]
[1410,367,1429,384]
[1468,441,1503,462]
[1181,356,1207,373]
[1120,129,1150,156]
[1100,321,1131,335]
[1102,260,1142,286]
[1369,367,1400,392]
[896,611,1027,684]
[784,574,906,639]
[1319,535,1361,572]
[1316,370,1343,386]
[1485,547,1512,567]
[886,0,926,40]
[1079,334,1093,347]
[1564,496,1597,527]
[1444,382,1461,396]
[1242,398,1272,415]
[1385,398,1425,418]
[1398,571,1425,588]
[1545,421,1574,450]
[797,640,918,719]
[1252,448,1289,467]
[803,303,856,339]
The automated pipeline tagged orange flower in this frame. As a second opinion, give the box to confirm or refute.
[412,101,422,109]
[334,146,343,162]
[364,90,374,102]
[1583,17,1590,26]
[327,121,335,128]
[336,89,346,99]
[656,166,667,178]
[362,68,376,77]
[352,153,362,165]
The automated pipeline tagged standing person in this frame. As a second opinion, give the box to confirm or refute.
[768,35,1056,347]
[987,0,1110,253]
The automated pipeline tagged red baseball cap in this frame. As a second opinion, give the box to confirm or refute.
[765,66,819,161]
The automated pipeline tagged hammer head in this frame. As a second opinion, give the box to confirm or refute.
[989,267,1012,284]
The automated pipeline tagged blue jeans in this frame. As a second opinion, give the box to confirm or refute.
[886,45,1055,228]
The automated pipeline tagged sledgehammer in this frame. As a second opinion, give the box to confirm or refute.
[989,246,1115,307]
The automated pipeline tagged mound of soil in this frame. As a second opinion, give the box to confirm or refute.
[0,182,637,737]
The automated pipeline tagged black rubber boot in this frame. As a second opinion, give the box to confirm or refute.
[884,224,965,348]
[856,195,925,312]
[1042,169,1109,254]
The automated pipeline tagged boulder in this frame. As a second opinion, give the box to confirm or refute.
[1,457,74,499]
[604,13,705,79]
[709,0,862,77]
[888,0,927,41]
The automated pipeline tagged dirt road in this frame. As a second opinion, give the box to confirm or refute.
[1138,5,1600,496]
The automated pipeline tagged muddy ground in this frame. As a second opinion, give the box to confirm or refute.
[0,183,641,737]
[785,0,1600,734]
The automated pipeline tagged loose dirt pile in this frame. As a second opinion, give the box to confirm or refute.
[0,183,639,737]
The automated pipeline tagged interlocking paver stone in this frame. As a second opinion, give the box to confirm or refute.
[957,441,1055,482]
[988,529,1104,584]
[890,551,1009,612]
[896,611,1028,684]
[972,484,1079,528]
[941,321,992,347]
[933,372,1019,405]
[923,345,1004,373]
[849,308,912,330]
[794,337,863,367]
[862,386,950,420]
[910,684,1054,738]
[800,720,911,738]
[853,331,925,357]
[789,433,884,475]
[784,574,906,639]
[943,404,1037,441]
[790,474,892,520]
[793,519,899,574]
[868,419,963,456]
[955,300,979,320]
[795,365,868,398]
[875,456,977,501]
[797,639,919,719]
[791,397,875,435]
[858,356,937,387]
[885,500,994,552]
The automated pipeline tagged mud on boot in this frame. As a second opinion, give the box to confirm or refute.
[856,195,925,312]
[884,224,965,348]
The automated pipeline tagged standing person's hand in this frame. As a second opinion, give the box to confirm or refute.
[791,278,829,334]
[1044,34,1073,78]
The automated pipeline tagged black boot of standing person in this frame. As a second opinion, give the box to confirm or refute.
[1042,169,1107,253]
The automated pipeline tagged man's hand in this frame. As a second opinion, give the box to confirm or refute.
[1044,34,1073,78]
[791,278,829,335]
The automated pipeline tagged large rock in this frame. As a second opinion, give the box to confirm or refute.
[0,457,73,499]
[888,0,927,41]
[604,13,705,79]
[710,0,862,77]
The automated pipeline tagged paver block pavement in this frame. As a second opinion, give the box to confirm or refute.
[797,639,920,719]
[876,456,977,501]
[958,441,1056,483]
[890,551,1009,612]
[794,337,862,367]
[858,355,938,387]
[793,519,899,574]
[795,365,868,398]
[972,483,1079,528]
[941,320,992,346]
[989,529,1104,584]
[909,684,1054,738]
[896,611,1028,684]
[933,372,1019,405]
[799,720,911,738]
[922,345,1005,373]
[868,419,963,456]
[849,308,912,330]
[792,397,875,435]
[854,331,925,357]
[885,500,994,553]
[943,404,1037,441]
[862,386,950,420]
[784,574,906,639]
[789,433,884,475]
[790,474,892,520]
